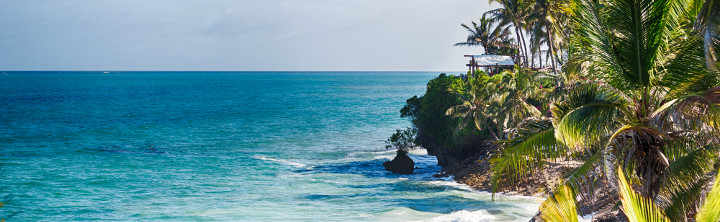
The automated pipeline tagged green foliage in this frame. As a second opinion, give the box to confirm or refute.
[400,95,422,119]
[551,82,627,150]
[490,118,559,195]
[696,170,720,222]
[411,74,466,148]
[385,128,419,154]
[539,184,579,222]
[437,0,720,219]
[618,168,671,222]
[455,14,517,56]
[446,71,498,139]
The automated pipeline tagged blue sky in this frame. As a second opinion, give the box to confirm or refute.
[0,0,495,71]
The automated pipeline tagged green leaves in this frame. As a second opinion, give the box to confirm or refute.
[552,83,628,149]
[695,171,720,222]
[618,168,671,222]
[540,184,579,222]
[385,128,419,154]
[571,0,697,91]
[455,14,516,55]
[490,118,559,196]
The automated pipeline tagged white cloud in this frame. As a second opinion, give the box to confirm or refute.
[0,0,495,71]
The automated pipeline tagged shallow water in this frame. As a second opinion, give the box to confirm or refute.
[0,71,540,221]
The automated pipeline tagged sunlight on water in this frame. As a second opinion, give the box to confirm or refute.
[0,72,539,221]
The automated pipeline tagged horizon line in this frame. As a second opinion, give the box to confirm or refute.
[1,70,467,73]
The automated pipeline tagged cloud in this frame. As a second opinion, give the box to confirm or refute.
[0,0,496,71]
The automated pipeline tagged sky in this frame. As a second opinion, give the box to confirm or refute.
[0,0,496,71]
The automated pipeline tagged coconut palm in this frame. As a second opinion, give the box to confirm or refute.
[455,14,515,55]
[446,67,548,144]
[445,72,501,140]
[486,0,533,66]
[542,166,720,222]
[557,0,720,197]
[694,0,720,70]
[486,0,720,218]
[527,0,567,75]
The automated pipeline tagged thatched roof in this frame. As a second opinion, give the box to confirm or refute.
[465,55,515,66]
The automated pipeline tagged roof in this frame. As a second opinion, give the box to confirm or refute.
[464,55,515,66]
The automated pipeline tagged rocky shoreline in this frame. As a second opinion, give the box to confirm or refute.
[429,153,626,221]
[435,154,581,197]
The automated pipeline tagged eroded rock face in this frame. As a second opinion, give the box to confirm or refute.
[383,152,415,174]
[418,130,491,169]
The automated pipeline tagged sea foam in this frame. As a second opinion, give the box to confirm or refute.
[254,155,309,169]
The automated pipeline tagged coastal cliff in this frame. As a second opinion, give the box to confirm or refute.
[399,72,633,221]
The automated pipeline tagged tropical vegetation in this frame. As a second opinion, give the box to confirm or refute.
[399,0,720,220]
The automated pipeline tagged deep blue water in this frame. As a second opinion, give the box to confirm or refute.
[0,72,538,221]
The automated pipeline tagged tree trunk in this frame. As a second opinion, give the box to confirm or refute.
[539,48,542,69]
[514,26,526,67]
[518,28,528,67]
[531,48,535,69]
[558,45,564,66]
[545,20,558,76]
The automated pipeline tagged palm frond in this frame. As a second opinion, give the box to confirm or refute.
[540,184,579,222]
[695,170,720,222]
[564,151,602,193]
[660,177,708,222]
[666,143,720,188]
[655,86,720,135]
[570,0,625,88]
[490,118,559,197]
[694,0,720,70]
[618,167,671,222]
[552,83,628,149]
[660,36,716,95]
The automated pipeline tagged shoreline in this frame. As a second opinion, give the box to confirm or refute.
[435,154,583,198]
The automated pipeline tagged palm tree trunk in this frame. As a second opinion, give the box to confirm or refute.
[518,28,528,67]
[545,21,558,76]
[484,120,500,140]
[558,45,564,66]
[539,48,542,69]
[514,27,527,67]
[531,48,535,69]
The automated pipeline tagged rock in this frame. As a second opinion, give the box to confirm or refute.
[383,152,415,174]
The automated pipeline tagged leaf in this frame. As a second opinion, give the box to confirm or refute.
[540,184,579,222]
[490,118,559,197]
[552,83,628,149]
[618,167,670,222]
[695,170,720,222]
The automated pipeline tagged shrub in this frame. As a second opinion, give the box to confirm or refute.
[385,128,418,155]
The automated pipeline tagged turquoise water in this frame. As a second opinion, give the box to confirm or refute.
[0,72,539,221]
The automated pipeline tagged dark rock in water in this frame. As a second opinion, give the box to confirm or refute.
[383,152,415,174]
[417,130,492,169]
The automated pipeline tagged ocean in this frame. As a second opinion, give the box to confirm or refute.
[0,71,539,221]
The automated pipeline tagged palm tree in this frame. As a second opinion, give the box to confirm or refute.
[486,0,533,67]
[545,166,720,222]
[446,72,502,140]
[557,0,720,197]
[694,0,720,70]
[447,68,546,144]
[488,0,720,218]
[527,0,566,75]
[455,14,514,55]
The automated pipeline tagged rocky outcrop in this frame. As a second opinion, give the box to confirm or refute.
[418,130,492,169]
[383,152,415,174]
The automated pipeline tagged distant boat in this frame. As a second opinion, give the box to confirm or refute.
[103,72,110,74]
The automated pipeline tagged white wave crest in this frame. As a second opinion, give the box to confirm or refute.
[408,148,429,155]
[425,180,475,192]
[254,156,308,168]
[419,209,499,222]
